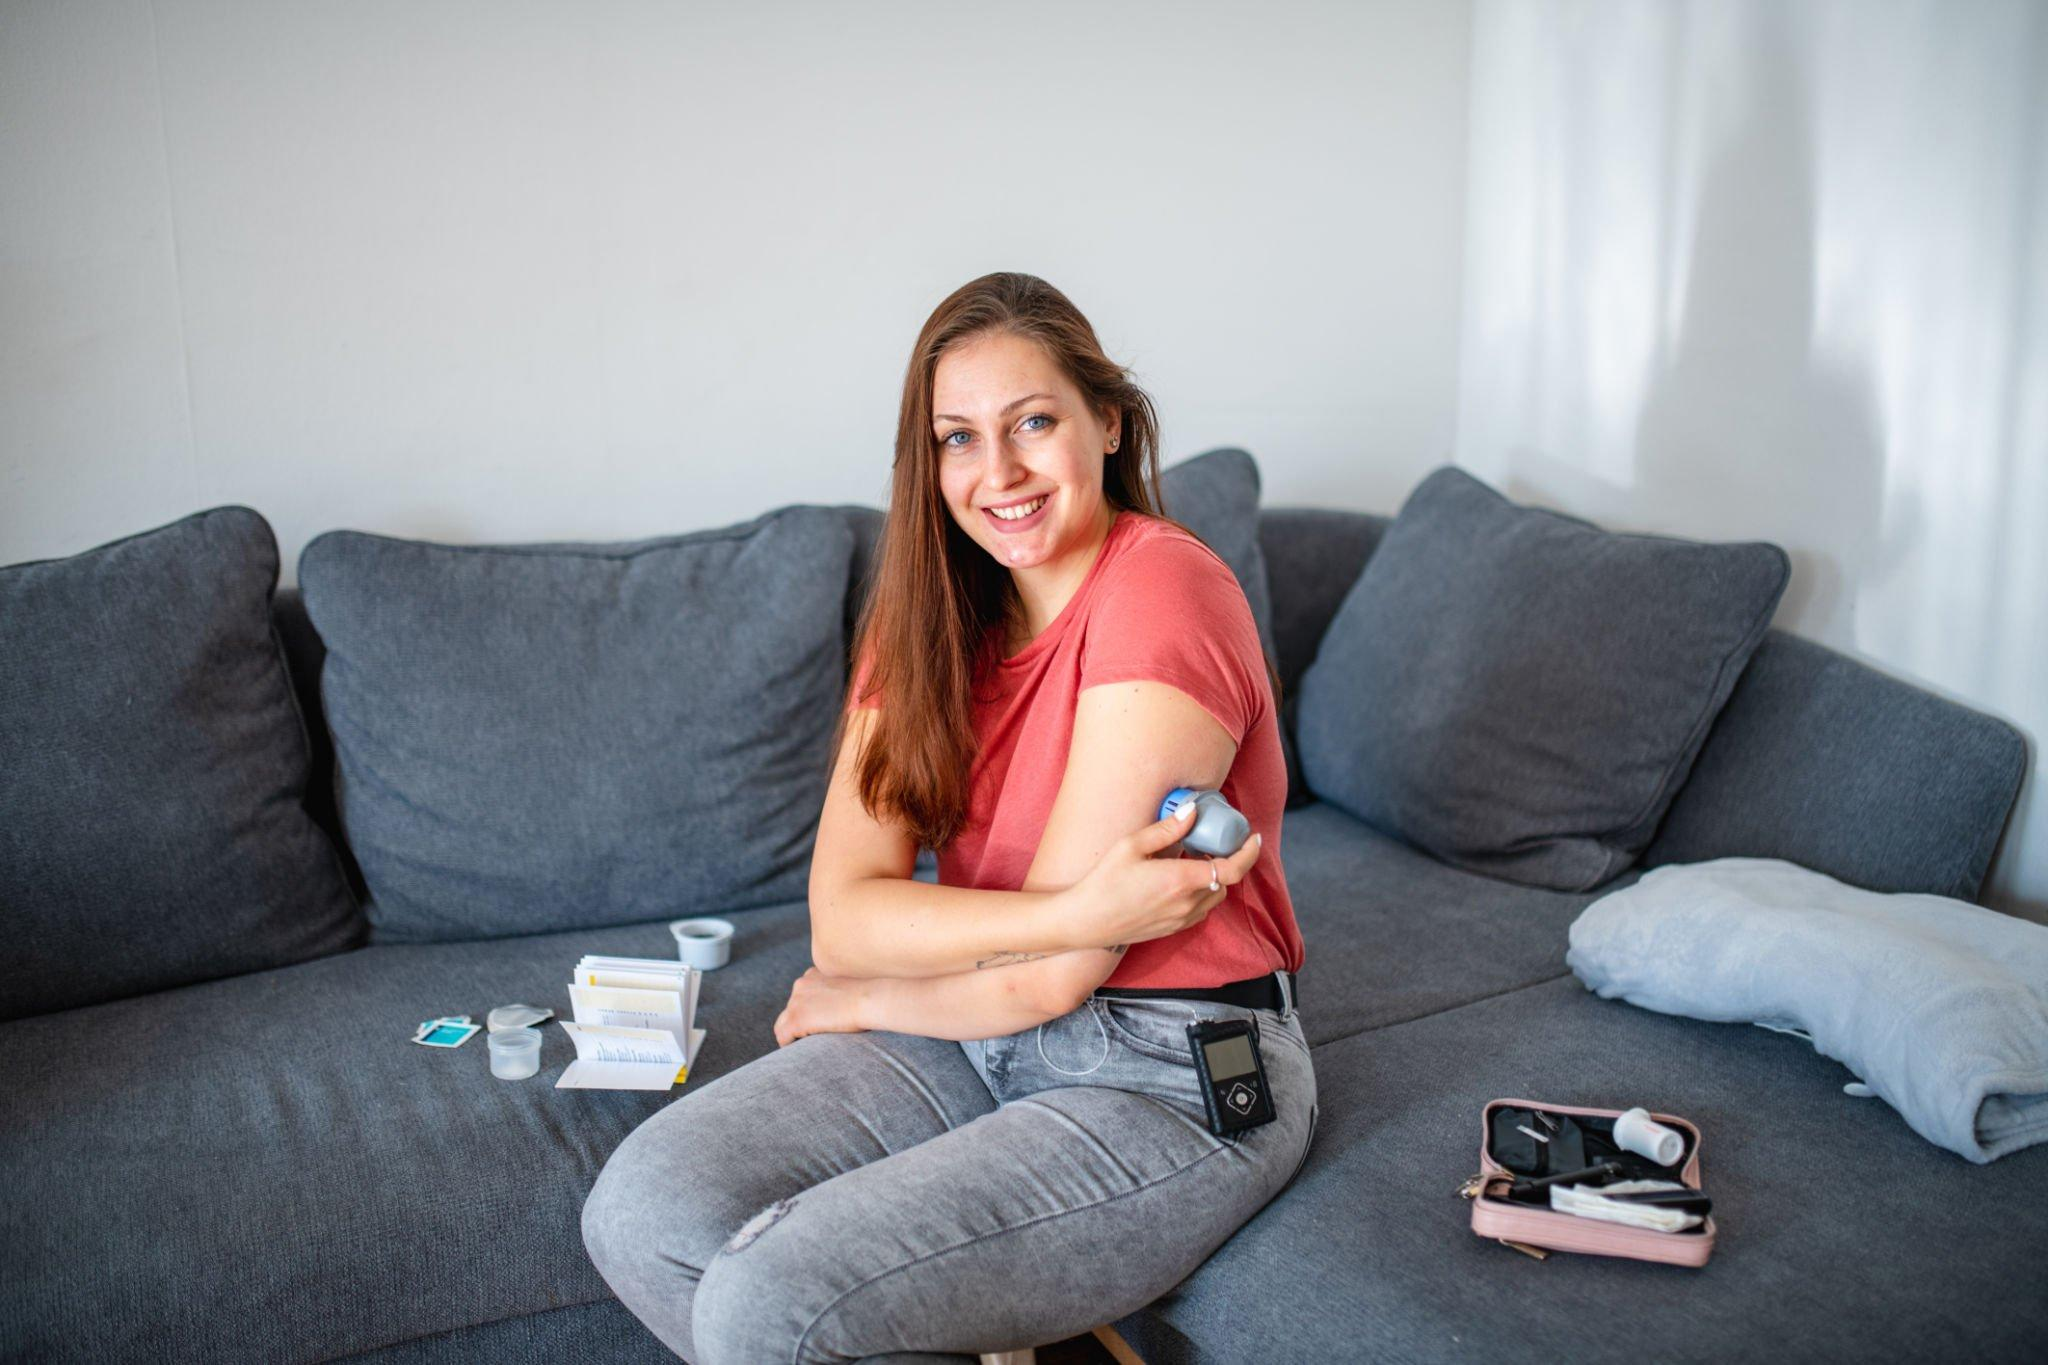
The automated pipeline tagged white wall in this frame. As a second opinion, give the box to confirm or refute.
[1455,0,2047,918]
[0,0,1472,577]
[8,1,2041,913]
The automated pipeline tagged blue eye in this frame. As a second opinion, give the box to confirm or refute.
[939,414,1052,449]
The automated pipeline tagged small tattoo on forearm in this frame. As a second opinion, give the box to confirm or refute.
[976,950,1051,969]
[1109,943,1128,956]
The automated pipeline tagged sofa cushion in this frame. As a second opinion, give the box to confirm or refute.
[0,904,816,1363]
[1116,973,2048,1364]
[1158,446,1292,799]
[335,1301,675,1364]
[1297,465,1790,892]
[1279,801,1641,1045]
[0,506,363,1021]
[1642,631,2028,901]
[1568,856,2048,1163]
[1157,447,1279,672]
[1259,507,1390,810]
[298,506,854,943]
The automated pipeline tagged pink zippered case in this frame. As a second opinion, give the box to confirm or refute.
[1462,1097,1716,1267]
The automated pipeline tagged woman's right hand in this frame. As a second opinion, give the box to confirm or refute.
[1061,803,1264,950]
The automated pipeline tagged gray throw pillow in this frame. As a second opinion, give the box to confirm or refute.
[0,507,364,1020]
[298,506,855,942]
[1296,465,1790,891]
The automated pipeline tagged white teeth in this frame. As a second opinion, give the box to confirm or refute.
[990,495,1047,521]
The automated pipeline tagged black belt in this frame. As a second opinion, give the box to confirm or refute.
[1094,969,1297,1014]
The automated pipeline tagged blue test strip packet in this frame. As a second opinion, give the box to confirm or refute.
[413,1020,481,1048]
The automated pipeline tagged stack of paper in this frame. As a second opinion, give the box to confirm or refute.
[558,955,706,1091]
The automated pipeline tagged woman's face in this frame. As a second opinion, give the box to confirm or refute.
[931,331,1119,571]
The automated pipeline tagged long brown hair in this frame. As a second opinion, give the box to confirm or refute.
[831,271,1279,853]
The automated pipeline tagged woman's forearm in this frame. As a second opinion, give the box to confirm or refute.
[855,949,1108,1041]
[810,876,1095,979]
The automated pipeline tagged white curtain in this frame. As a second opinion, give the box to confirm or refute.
[1455,0,2047,917]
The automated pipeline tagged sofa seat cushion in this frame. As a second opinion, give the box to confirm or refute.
[298,505,855,943]
[0,906,815,1364]
[1280,801,1642,1045]
[1116,974,2048,1364]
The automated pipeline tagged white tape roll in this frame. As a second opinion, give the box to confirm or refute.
[1613,1106,1685,1166]
[669,917,735,970]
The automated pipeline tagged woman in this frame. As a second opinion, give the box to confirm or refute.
[582,272,1315,1364]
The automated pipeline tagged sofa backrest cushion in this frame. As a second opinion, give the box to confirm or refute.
[1258,507,1390,809]
[297,506,855,943]
[1264,503,2029,903]
[0,507,365,1020]
[1155,447,1280,675]
[1295,465,1791,892]
[1640,630,2027,900]
[270,586,369,904]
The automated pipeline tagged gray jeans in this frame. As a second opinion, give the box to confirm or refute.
[581,988,1319,1364]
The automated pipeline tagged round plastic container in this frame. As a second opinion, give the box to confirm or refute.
[669,917,734,970]
[488,1026,542,1081]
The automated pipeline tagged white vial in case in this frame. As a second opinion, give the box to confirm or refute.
[1613,1106,1684,1165]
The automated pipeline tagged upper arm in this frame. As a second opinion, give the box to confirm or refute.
[808,707,918,969]
[1020,678,1240,1013]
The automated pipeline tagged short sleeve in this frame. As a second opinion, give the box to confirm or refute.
[1077,535,1265,745]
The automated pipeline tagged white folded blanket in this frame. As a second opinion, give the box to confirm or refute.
[1567,857,2048,1163]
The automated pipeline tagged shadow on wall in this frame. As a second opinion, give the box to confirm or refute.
[1631,1,1910,646]
[1490,0,2048,925]
[1506,1,1912,653]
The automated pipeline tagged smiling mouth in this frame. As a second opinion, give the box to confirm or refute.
[986,495,1049,521]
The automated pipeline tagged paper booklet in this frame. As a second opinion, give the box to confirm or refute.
[557,955,705,1090]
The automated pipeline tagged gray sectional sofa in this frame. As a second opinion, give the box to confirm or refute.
[3,471,2042,1363]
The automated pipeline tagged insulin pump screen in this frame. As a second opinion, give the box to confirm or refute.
[1202,1034,1256,1080]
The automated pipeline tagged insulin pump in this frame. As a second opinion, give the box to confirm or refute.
[1188,1016,1278,1136]
[1155,787,1277,1137]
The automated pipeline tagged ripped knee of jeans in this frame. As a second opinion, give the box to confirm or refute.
[721,1194,798,1255]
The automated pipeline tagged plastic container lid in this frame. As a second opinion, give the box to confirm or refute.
[488,1003,553,1033]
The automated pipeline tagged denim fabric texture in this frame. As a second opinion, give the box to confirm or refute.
[297,505,855,942]
[583,989,1316,1364]
[0,505,363,1020]
[1298,464,1791,893]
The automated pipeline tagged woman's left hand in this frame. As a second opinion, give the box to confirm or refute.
[774,966,872,1048]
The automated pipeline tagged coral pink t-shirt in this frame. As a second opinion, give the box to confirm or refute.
[849,508,1302,989]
